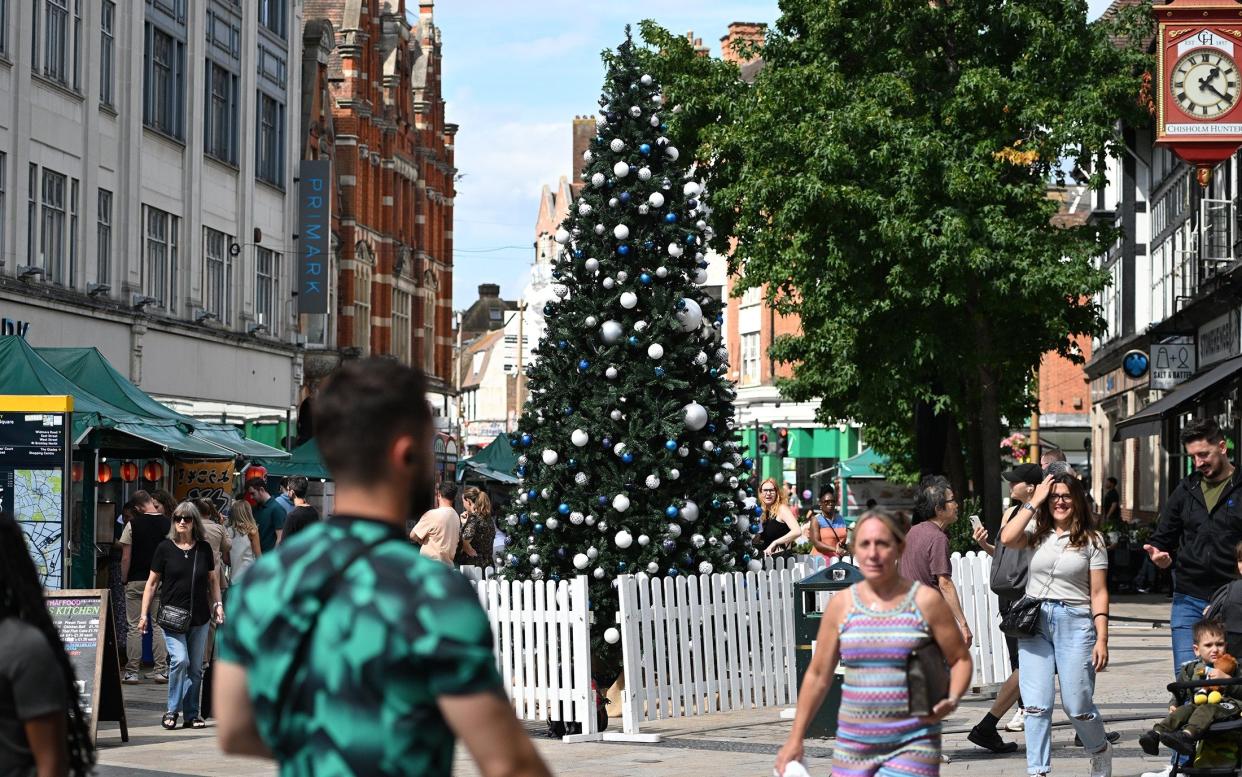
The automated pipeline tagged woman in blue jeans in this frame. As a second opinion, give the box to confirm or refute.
[1001,473,1111,777]
[139,501,224,729]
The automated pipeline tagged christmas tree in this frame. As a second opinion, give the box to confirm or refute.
[502,29,755,671]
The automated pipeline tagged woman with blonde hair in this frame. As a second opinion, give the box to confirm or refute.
[138,501,224,730]
[776,511,973,776]
[457,486,497,568]
[225,499,261,584]
[754,477,802,559]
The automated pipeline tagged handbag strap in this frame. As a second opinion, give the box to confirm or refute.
[189,543,197,623]
[1032,531,1067,600]
[270,535,392,741]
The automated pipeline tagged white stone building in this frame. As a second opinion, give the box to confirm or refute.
[0,0,304,419]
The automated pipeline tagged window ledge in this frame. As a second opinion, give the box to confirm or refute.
[31,74,85,103]
[256,177,285,194]
[143,125,186,150]
[98,103,118,118]
[0,55,12,68]
[204,153,240,173]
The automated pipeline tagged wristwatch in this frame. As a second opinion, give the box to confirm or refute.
[1022,502,1037,513]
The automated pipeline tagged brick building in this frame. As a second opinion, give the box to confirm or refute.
[300,0,457,430]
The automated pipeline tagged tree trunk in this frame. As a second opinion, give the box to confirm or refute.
[915,398,949,477]
[944,411,969,504]
[975,363,1004,530]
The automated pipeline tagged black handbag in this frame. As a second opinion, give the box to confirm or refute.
[999,595,1042,638]
[907,638,950,716]
[157,543,196,634]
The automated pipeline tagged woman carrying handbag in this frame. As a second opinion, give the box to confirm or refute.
[999,473,1111,777]
[138,501,225,730]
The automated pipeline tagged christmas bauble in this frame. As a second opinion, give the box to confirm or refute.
[638,204,650,215]
[691,533,706,548]
[694,268,709,285]
[571,429,589,447]
[583,149,594,162]
[612,494,631,513]
[604,627,621,644]
[547,517,560,530]
[648,343,664,360]
[648,192,665,208]
[703,440,715,452]
[585,258,600,272]
[574,473,589,487]
[668,243,684,258]
[694,351,708,366]
[637,534,650,547]
[617,271,629,282]
[647,562,660,574]
[591,172,605,187]
[613,161,630,178]
[570,511,585,526]
[606,366,619,379]
[601,320,624,343]
[594,567,606,579]
[594,223,606,235]
[612,442,627,456]
[684,181,702,197]
[573,553,589,570]
[578,202,592,216]
[645,474,661,489]
[666,146,680,161]
[638,166,652,181]
[667,523,683,538]
[656,266,669,278]
[609,138,625,152]
[698,561,714,575]
[530,553,541,564]
[649,114,661,127]
[683,402,708,431]
[610,409,623,421]
[747,559,763,572]
[542,449,559,465]
[668,468,680,480]
[555,228,571,244]
[676,298,703,332]
[613,224,630,240]
[584,315,598,327]
[619,291,638,309]
[640,74,653,86]
[615,529,633,548]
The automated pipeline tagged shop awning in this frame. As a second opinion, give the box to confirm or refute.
[195,426,290,459]
[458,434,520,484]
[1114,354,1242,441]
[839,447,887,479]
[259,439,330,479]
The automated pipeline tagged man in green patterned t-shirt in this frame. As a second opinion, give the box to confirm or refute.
[215,359,550,777]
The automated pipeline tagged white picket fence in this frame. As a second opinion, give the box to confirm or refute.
[951,550,1012,686]
[466,575,599,739]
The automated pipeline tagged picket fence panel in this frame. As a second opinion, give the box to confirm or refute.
[467,575,597,737]
[950,551,1012,686]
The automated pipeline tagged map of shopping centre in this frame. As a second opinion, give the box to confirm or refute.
[10,469,64,588]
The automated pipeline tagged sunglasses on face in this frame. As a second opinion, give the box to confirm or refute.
[175,516,194,524]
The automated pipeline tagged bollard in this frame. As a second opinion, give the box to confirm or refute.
[793,561,863,738]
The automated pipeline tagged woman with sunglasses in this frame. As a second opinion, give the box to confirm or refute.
[1000,473,1111,777]
[138,501,225,730]
[754,477,802,559]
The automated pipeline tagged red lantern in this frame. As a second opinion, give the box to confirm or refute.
[97,463,113,483]
[142,461,165,482]
[119,461,139,482]
[247,465,268,482]
[71,462,84,482]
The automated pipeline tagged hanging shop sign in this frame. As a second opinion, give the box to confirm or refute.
[1151,338,1197,390]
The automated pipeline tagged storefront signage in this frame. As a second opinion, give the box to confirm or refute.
[1122,350,1150,379]
[1,318,31,337]
[173,459,235,515]
[45,589,128,744]
[1151,338,1197,390]
[0,396,72,588]
[1199,309,1240,368]
[297,159,331,315]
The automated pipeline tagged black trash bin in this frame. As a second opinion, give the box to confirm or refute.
[794,560,864,738]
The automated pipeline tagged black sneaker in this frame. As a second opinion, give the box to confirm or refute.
[1075,730,1121,747]
[1159,729,1197,757]
[1139,729,1161,756]
[968,725,1020,753]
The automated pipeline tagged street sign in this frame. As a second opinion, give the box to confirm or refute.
[1151,338,1196,390]
[297,159,331,314]
[0,395,72,588]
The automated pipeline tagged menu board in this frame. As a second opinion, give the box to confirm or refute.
[46,590,127,744]
[0,397,71,588]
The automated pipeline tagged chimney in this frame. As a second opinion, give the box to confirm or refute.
[684,31,710,58]
[478,283,500,299]
[720,22,766,65]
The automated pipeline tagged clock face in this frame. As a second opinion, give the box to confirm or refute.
[1172,49,1239,119]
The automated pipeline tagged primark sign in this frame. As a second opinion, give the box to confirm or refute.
[297,160,331,315]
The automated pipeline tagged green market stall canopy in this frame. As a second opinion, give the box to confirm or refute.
[458,434,519,484]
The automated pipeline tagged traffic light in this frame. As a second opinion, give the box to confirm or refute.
[757,428,771,455]
[775,427,790,457]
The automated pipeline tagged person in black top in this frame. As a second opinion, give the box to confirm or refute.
[1101,477,1120,527]
[754,477,801,559]
[281,476,320,540]
[139,501,225,730]
[119,490,171,683]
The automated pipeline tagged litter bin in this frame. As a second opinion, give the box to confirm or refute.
[794,560,864,738]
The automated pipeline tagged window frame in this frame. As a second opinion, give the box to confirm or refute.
[40,168,66,284]
[393,288,412,363]
[354,263,372,354]
[255,91,285,187]
[203,227,232,322]
[100,1,115,107]
[0,153,6,269]
[740,331,761,386]
[204,61,238,164]
[255,246,278,332]
[0,0,9,58]
[257,0,285,39]
[143,204,179,311]
[143,21,186,140]
[96,188,112,288]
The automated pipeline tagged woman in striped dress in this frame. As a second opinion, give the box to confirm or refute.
[776,511,973,776]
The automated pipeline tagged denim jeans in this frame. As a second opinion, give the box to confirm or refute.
[1171,593,1211,675]
[1019,601,1107,775]
[164,623,209,718]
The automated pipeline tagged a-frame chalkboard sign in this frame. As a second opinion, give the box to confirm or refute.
[45,589,128,743]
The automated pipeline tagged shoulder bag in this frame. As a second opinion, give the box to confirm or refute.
[990,507,1032,597]
[999,533,1067,639]
[907,637,950,716]
[157,543,197,634]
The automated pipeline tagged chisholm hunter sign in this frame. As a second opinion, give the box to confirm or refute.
[297,160,331,315]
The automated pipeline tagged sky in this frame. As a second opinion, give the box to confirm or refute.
[436,0,1118,310]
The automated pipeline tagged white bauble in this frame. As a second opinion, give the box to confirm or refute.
[612,442,627,456]
[530,553,541,564]
[613,161,630,178]
[612,494,631,513]
[619,291,638,309]
[637,534,650,547]
[681,500,700,522]
[555,228,571,244]
[606,366,619,380]
[594,567,606,579]
[667,523,683,539]
[696,220,708,230]
[647,562,660,574]
[545,517,559,530]
[613,224,630,240]
[656,266,669,278]
[610,409,623,421]
[668,468,680,480]
[634,320,648,332]
[506,514,518,526]
[645,474,661,489]
[723,534,733,546]
[694,268,709,285]
[653,94,664,105]
[601,320,624,343]
[694,351,708,366]
[640,73,653,85]
[585,514,597,526]
[602,277,616,290]
[578,202,592,216]
[666,146,680,161]
[583,149,595,162]
[747,559,763,573]
[541,488,551,499]
[604,627,621,644]
[717,347,729,361]
[678,446,690,458]
[574,472,589,486]
[608,197,619,207]
[729,477,739,489]
[647,343,664,360]
[573,553,589,570]
[684,181,702,197]
[594,223,606,235]
[714,473,725,484]
[629,105,642,117]
[614,529,633,548]
[703,440,715,452]
[649,114,661,127]
[519,492,529,504]
[698,561,714,575]
[553,284,568,298]
[638,204,650,215]
[677,298,704,332]
[570,511,585,525]
[691,533,706,549]
[683,402,708,431]
[517,455,529,466]
[638,166,652,181]
[591,172,606,187]
[585,258,600,272]
[532,567,544,580]
[648,192,665,208]
[617,271,629,282]
[571,429,590,447]
[668,243,684,258]
[610,138,625,152]
[542,448,559,465]
[584,315,598,327]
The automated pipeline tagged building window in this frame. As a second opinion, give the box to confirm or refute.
[0,153,5,268]
[204,62,238,163]
[96,189,111,287]
[0,0,9,57]
[256,92,284,186]
[740,332,760,386]
[36,0,67,84]
[143,205,179,310]
[40,169,66,283]
[204,228,231,321]
[68,178,78,286]
[100,1,114,106]
[354,264,372,354]
[144,25,184,139]
[424,300,435,375]
[26,165,36,267]
[257,0,285,38]
[393,289,412,363]
[255,246,278,330]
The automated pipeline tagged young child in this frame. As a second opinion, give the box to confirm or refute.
[1140,618,1241,757]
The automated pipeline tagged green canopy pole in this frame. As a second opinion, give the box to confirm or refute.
[72,444,97,589]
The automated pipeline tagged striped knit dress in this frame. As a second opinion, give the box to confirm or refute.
[832,581,941,777]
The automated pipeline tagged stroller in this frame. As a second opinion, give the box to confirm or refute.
[1166,675,1242,775]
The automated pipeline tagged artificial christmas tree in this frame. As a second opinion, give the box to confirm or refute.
[502,29,756,673]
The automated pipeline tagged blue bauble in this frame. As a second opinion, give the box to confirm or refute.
[668,567,679,577]
[750,523,761,534]
[520,433,533,446]
[639,143,651,155]
[698,260,709,269]
[534,524,545,534]
[602,437,613,448]
[654,367,665,377]
[751,505,763,517]
[662,539,677,553]
[507,554,519,565]
[618,561,627,571]
[598,495,608,505]
[698,457,710,467]
[519,513,529,524]
[578,359,590,370]
[568,458,578,469]
[574,248,584,258]
[557,339,568,349]
[688,198,699,208]
[709,368,718,377]
[681,552,693,566]
[563,405,574,415]
[617,244,630,256]
[665,439,678,451]
[742,554,752,563]
[557,547,569,558]
[527,489,538,499]
[640,272,652,285]
[620,191,631,203]
[558,503,570,515]
[517,466,526,477]
[742,457,753,469]
[621,452,635,464]
[685,234,696,245]
[664,213,677,224]
[607,112,619,123]
[544,302,554,314]
[723,515,733,525]
[665,505,679,518]
[712,499,721,509]
[644,240,654,250]
[707,423,717,433]
[628,336,639,346]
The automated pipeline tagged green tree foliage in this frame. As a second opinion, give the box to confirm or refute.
[639,2,1153,524]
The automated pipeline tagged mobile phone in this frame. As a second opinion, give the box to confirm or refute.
[969,515,983,532]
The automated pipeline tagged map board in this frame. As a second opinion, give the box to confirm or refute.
[46,589,128,744]
[0,396,72,588]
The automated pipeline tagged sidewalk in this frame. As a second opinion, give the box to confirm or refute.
[95,595,1182,776]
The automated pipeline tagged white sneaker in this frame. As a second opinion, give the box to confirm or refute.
[1005,707,1025,732]
[1088,742,1113,777]
[1138,767,1172,777]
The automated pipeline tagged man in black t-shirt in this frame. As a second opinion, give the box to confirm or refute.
[1101,477,1120,527]
[119,492,171,683]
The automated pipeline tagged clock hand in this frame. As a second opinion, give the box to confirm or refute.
[1200,67,1222,91]
[1203,81,1232,102]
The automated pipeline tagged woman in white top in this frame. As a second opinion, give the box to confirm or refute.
[224,499,262,585]
[1000,473,1110,777]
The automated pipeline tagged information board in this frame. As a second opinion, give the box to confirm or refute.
[0,396,72,588]
[46,590,128,744]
